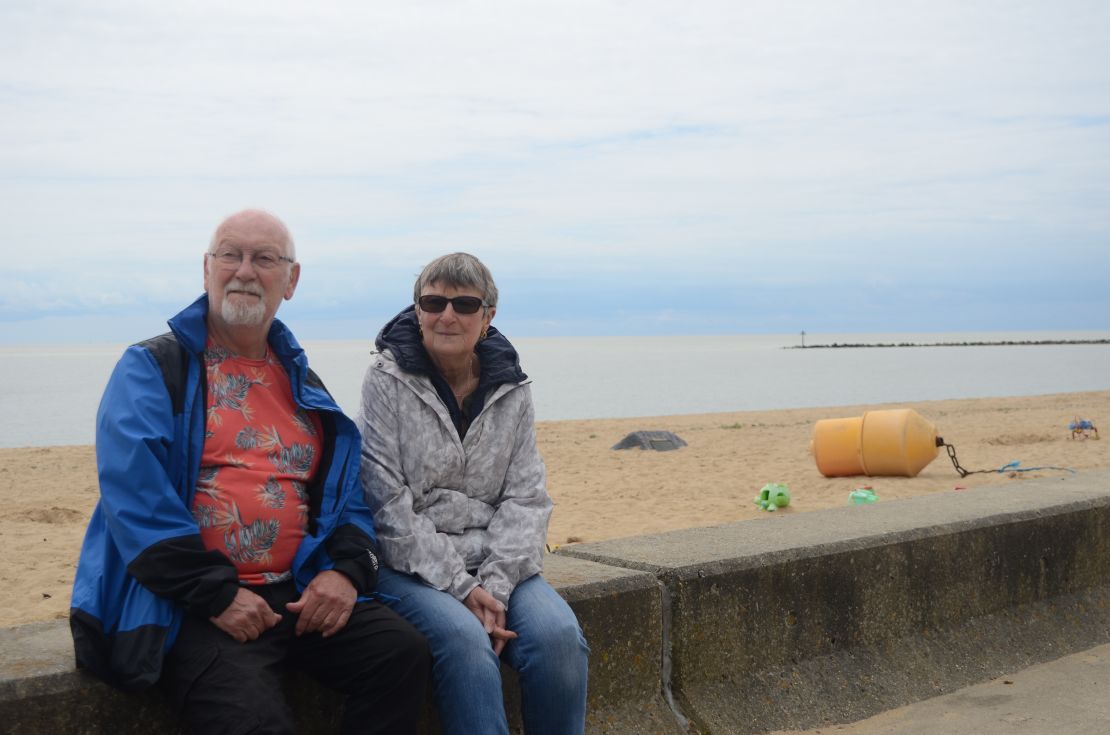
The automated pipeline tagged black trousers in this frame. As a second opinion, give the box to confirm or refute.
[161,582,431,735]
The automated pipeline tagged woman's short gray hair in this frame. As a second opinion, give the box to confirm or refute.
[413,252,498,308]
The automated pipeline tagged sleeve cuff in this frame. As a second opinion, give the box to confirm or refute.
[333,552,379,595]
[200,581,241,618]
[323,524,381,595]
[480,578,512,609]
[447,570,480,602]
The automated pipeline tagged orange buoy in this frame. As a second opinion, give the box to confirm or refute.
[811,408,942,478]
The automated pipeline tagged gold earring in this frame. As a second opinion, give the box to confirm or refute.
[480,328,488,340]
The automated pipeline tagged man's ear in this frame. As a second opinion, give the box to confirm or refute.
[284,263,301,300]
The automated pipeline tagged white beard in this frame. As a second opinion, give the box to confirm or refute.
[220,297,266,326]
[219,281,267,326]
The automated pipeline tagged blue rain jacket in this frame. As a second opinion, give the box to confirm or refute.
[70,295,379,689]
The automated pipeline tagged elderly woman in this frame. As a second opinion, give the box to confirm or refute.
[357,253,588,734]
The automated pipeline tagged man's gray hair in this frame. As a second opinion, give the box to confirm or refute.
[413,252,498,308]
[208,209,296,261]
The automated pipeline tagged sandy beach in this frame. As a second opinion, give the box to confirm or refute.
[2,390,1106,628]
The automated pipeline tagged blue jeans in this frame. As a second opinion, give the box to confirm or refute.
[376,567,589,735]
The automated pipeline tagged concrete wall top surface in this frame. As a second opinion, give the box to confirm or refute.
[557,469,1110,576]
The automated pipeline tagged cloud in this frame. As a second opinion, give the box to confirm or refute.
[1,1,1108,341]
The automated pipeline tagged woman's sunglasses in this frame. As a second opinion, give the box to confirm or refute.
[417,295,488,315]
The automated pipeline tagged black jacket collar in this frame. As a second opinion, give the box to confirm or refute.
[375,305,527,386]
[375,306,528,437]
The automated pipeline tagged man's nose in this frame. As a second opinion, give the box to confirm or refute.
[233,254,259,279]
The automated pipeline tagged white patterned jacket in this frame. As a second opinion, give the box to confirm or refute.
[357,330,551,608]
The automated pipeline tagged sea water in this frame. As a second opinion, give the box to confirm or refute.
[1,331,1107,448]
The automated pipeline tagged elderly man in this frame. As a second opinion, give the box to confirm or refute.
[70,210,429,734]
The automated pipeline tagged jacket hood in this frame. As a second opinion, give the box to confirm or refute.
[375,305,527,386]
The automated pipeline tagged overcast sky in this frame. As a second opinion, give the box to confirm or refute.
[2,0,1108,344]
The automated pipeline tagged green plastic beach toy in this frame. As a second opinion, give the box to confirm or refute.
[849,487,879,505]
[755,482,791,512]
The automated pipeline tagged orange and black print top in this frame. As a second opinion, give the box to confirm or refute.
[192,341,323,585]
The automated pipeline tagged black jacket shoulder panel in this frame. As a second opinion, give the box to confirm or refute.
[136,332,189,414]
[305,367,330,397]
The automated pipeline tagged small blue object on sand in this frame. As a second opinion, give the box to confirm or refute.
[1069,418,1100,440]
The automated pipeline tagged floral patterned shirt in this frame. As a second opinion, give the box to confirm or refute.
[192,341,323,585]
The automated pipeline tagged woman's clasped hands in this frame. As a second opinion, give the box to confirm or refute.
[463,585,517,655]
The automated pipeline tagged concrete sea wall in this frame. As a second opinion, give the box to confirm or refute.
[3,470,1109,733]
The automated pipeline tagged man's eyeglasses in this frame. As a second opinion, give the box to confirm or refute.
[417,295,488,314]
[207,249,295,271]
